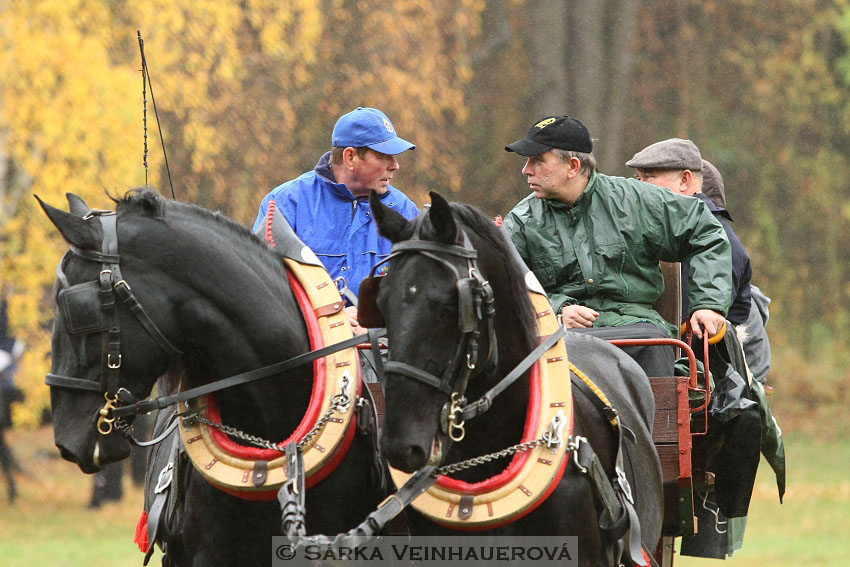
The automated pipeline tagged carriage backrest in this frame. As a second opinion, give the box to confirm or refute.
[655,261,682,327]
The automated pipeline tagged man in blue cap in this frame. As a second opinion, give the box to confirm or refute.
[253,107,419,332]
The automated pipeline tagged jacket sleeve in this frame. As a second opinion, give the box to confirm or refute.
[503,211,577,314]
[653,195,733,316]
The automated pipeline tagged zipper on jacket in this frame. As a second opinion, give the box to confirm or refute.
[351,200,357,221]
[619,250,630,295]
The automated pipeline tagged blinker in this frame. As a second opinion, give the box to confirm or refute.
[58,280,110,334]
[456,278,476,333]
[357,275,386,329]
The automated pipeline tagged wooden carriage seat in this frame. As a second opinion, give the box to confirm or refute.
[655,261,682,330]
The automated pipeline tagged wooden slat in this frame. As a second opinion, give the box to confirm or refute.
[656,444,680,481]
[649,376,679,408]
[653,409,679,444]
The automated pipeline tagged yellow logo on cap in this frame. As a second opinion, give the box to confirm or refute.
[383,118,394,133]
[535,118,556,129]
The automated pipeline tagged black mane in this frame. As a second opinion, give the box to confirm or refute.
[114,189,280,270]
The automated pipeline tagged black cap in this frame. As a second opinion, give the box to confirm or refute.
[505,116,593,156]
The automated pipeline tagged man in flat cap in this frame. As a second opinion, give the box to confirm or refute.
[627,140,752,328]
[502,117,732,376]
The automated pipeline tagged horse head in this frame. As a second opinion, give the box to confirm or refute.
[38,192,181,472]
[368,191,537,474]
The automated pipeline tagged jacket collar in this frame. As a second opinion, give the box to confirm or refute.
[695,191,733,222]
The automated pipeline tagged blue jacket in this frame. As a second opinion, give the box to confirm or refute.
[252,152,420,302]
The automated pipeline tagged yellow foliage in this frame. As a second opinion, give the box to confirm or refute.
[0,0,486,428]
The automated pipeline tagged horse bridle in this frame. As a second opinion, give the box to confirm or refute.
[358,217,497,440]
[46,210,183,434]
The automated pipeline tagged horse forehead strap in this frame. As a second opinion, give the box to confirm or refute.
[391,211,478,259]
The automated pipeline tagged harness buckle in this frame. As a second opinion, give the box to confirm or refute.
[543,409,567,450]
[616,467,635,504]
[114,279,132,294]
[107,353,122,369]
[154,462,174,494]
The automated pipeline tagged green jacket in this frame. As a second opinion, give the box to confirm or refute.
[503,172,732,337]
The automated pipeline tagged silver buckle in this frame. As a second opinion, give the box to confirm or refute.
[155,462,174,494]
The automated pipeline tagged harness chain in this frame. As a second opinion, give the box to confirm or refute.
[181,380,352,452]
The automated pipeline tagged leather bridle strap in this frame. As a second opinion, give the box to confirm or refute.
[111,330,383,418]
[459,326,566,421]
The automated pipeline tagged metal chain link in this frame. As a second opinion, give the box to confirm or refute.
[436,437,547,475]
[436,413,567,475]
[181,381,352,452]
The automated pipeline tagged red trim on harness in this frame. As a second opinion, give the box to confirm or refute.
[435,361,543,494]
[207,271,327,460]
[202,267,360,499]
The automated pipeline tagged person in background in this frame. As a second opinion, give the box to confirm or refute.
[0,299,25,502]
[502,116,731,377]
[700,159,772,384]
[626,139,752,328]
[252,107,420,334]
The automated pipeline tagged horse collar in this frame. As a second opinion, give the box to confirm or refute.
[176,258,362,500]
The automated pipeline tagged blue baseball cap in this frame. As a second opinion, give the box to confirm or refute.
[331,107,415,155]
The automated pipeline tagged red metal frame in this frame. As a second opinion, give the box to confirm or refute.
[608,336,711,436]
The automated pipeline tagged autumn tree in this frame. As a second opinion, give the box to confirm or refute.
[0,0,486,424]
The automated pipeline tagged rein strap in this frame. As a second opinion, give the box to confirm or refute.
[112,330,381,418]
[459,327,566,421]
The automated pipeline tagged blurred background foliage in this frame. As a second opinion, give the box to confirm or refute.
[1,0,848,433]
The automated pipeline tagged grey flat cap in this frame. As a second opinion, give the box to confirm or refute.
[626,138,703,171]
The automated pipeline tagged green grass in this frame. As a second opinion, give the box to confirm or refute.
[0,427,160,567]
[0,428,846,566]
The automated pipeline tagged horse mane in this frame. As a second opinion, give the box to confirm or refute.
[112,189,281,270]
[447,203,538,351]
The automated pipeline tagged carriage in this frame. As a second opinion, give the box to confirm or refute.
[39,189,779,566]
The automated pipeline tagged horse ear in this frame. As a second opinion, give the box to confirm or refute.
[370,190,409,242]
[35,195,100,250]
[427,191,457,244]
[66,193,90,217]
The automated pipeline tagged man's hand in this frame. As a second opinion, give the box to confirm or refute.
[560,305,599,328]
[346,305,367,336]
[688,309,726,339]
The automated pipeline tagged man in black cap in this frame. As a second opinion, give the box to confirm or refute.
[502,116,732,376]
[626,140,753,329]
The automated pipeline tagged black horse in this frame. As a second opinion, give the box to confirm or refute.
[39,190,385,566]
[367,191,663,566]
